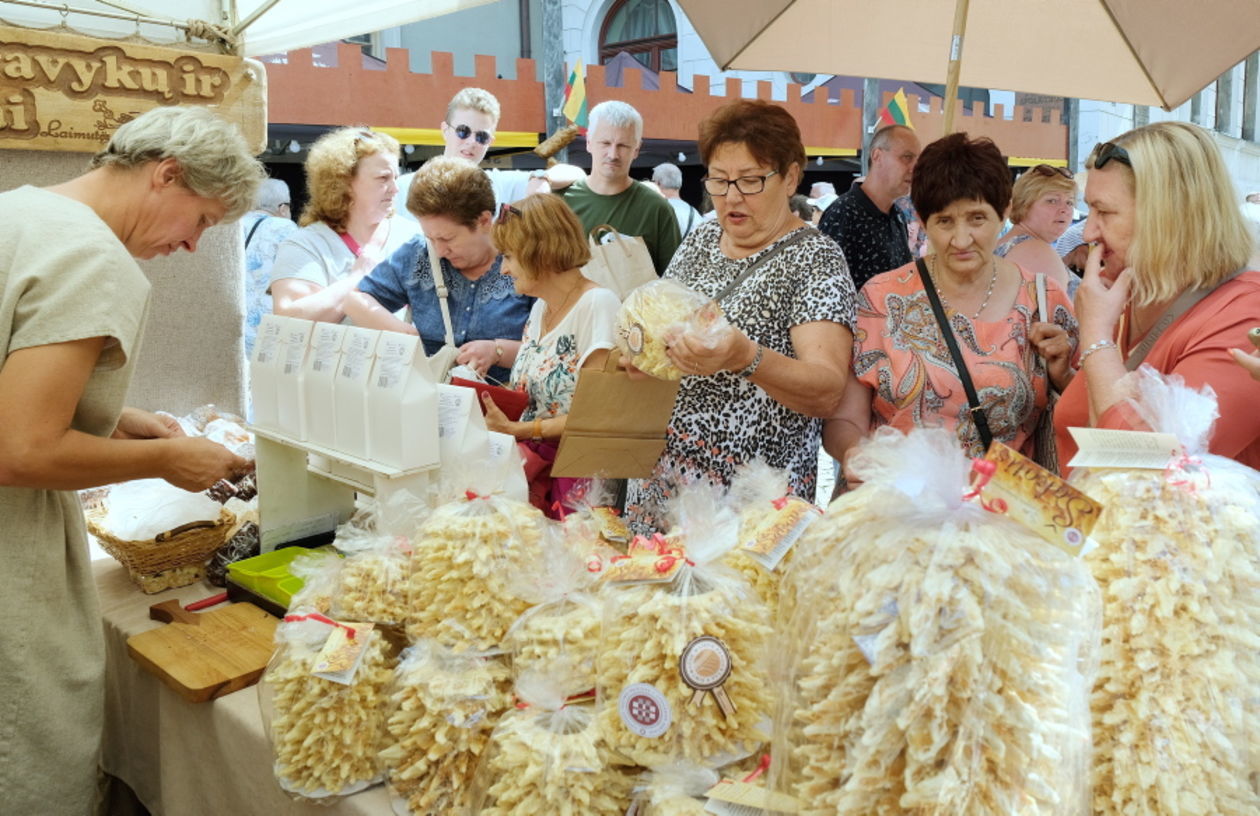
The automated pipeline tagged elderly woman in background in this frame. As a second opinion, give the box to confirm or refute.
[1057,121,1260,468]
[0,106,261,813]
[627,99,856,533]
[479,193,620,514]
[242,177,297,357]
[996,163,1080,296]
[825,133,1077,484]
[271,127,414,324]
[344,157,533,384]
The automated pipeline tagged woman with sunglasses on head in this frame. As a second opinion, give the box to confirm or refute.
[270,127,416,325]
[824,133,1077,488]
[1055,122,1260,469]
[625,99,856,533]
[345,157,533,383]
[478,194,620,515]
[997,164,1081,297]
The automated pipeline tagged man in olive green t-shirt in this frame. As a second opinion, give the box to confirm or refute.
[557,100,681,276]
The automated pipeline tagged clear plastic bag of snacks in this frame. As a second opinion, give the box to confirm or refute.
[406,490,548,652]
[722,461,821,606]
[503,534,602,697]
[774,427,1099,816]
[615,279,732,380]
[597,482,773,768]
[628,762,721,815]
[331,510,413,626]
[473,672,633,815]
[285,547,344,613]
[1068,367,1260,816]
[379,641,511,816]
[260,610,394,800]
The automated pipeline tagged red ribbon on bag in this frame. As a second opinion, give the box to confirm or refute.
[282,612,358,639]
[1165,453,1210,493]
[771,496,790,510]
[963,458,1007,514]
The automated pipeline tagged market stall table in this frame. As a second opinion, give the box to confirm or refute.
[95,558,392,816]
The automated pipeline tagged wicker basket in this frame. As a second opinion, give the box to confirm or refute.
[84,492,234,593]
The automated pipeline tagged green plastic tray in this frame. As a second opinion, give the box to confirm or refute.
[226,545,337,609]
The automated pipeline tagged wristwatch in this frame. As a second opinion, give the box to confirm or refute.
[737,344,764,378]
[529,169,547,179]
[494,341,504,362]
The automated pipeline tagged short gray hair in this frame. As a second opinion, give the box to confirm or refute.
[90,106,264,221]
[254,178,290,214]
[588,100,643,144]
[652,162,682,189]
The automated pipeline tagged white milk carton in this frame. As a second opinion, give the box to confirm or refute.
[333,326,381,460]
[275,316,315,440]
[249,314,285,430]
[302,322,347,450]
[366,331,440,471]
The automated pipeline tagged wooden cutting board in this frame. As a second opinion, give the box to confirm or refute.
[127,599,278,703]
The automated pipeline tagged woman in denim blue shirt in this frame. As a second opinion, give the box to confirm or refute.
[345,157,532,383]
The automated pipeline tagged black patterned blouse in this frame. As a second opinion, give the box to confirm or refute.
[817,180,912,291]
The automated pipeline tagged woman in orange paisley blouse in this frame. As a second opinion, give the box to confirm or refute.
[824,132,1077,490]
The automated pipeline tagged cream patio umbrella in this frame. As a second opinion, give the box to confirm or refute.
[676,0,1260,132]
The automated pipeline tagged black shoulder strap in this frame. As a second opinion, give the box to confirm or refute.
[915,257,993,451]
[684,206,696,235]
[715,228,811,303]
[243,215,266,248]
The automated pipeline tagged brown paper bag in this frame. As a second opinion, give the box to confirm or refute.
[581,224,658,300]
[552,353,680,478]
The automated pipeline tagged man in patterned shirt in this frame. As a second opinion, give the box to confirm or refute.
[818,124,921,290]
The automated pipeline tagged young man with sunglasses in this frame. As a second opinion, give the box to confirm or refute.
[394,87,554,221]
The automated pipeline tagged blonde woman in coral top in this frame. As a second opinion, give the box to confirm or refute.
[1055,121,1260,470]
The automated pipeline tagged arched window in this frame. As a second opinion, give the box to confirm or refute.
[599,0,678,73]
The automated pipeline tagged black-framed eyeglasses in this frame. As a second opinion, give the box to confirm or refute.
[497,202,521,223]
[452,123,493,146]
[701,171,779,197]
[1031,164,1074,180]
[1091,141,1131,170]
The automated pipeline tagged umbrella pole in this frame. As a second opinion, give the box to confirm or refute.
[942,0,970,134]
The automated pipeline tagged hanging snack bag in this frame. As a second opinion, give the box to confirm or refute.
[615,279,731,380]
[261,611,394,799]
[597,483,773,768]
[406,490,548,651]
[1068,367,1260,816]
[379,641,511,816]
[776,427,1099,816]
[474,672,633,816]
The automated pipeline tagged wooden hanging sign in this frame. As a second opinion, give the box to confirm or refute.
[0,24,265,154]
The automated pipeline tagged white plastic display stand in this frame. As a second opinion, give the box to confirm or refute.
[251,426,438,552]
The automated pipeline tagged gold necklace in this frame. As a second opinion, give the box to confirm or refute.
[543,279,582,333]
[930,254,999,321]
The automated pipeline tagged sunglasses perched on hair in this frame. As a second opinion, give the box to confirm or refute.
[1091,141,1132,169]
[497,202,521,223]
[1031,164,1074,179]
[451,123,493,146]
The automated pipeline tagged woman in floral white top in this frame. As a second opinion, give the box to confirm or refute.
[482,193,620,515]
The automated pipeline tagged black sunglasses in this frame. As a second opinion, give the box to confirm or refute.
[497,202,521,222]
[452,123,492,146]
[1092,141,1131,170]
[1031,164,1074,179]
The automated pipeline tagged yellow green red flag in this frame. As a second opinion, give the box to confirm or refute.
[563,60,588,130]
[878,87,913,129]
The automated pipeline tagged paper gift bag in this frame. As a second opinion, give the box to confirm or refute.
[552,354,680,479]
[581,224,658,300]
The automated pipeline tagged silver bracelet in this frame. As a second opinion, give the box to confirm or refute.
[1079,339,1118,364]
[737,344,764,378]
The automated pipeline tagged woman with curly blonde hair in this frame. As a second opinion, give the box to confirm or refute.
[271,127,415,323]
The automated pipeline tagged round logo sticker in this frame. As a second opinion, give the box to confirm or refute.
[618,682,672,738]
[627,323,645,355]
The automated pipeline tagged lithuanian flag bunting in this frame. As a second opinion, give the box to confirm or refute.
[563,60,589,131]
[878,87,913,129]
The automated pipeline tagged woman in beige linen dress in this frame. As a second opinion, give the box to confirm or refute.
[0,106,263,814]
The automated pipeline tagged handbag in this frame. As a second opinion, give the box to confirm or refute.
[915,258,994,453]
[1031,273,1060,473]
[423,239,460,381]
[581,224,658,300]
